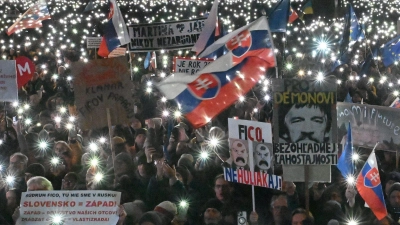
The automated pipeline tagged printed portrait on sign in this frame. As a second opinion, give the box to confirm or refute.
[226,138,250,170]
[253,142,274,174]
[278,102,333,143]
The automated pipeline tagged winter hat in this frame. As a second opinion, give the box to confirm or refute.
[177,154,194,169]
[203,199,223,213]
[388,182,400,197]
[139,211,163,225]
[154,201,177,222]
[123,200,146,222]
[25,163,45,177]
[387,172,400,183]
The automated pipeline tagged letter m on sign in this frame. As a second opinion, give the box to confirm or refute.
[17,62,31,76]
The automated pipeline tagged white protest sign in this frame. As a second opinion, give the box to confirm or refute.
[173,57,213,75]
[86,37,102,48]
[0,60,18,102]
[128,18,206,51]
[18,190,121,225]
[224,118,281,190]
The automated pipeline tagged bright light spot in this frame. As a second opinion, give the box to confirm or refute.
[162,110,169,117]
[69,116,76,122]
[209,137,219,148]
[89,143,98,152]
[59,107,67,114]
[65,123,74,130]
[25,118,32,125]
[39,141,48,150]
[51,214,63,224]
[316,73,324,81]
[352,153,359,161]
[346,175,355,186]
[6,175,15,185]
[239,96,245,102]
[99,137,106,144]
[54,116,62,123]
[51,157,60,165]
[179,200,188,208]
[348,219,358,225]
[12,101,18,107]
[90,158,99,167]
[161,97,167,102]
[94,172,104,182]
[200,151,209,159]
[394,91,399,96]
[174,110,182,118]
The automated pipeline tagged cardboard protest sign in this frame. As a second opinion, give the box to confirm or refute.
[17,190,121,225]
[337,102,400,150]
[72,57,136,129]
[224,118,281,190]
[272,78,337,181]
[86,37,102,48]
[173,57,213,75]
[15,56,35,88]
[128,18,205,51]
[0,60,18,102]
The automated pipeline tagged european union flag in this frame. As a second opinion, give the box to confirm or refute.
[382,35,400,67]
[268,0,290,32]
[337,123,354,177]
[332,4,364,71]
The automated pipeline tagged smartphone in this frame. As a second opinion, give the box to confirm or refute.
[237,211,247,225]
[12,116,18,125]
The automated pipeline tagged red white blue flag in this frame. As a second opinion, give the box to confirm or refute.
[157,16,276,128]
[356,151,387,220]
[98,0,130,57]
[7,0,51,36]
[289,7,299,23]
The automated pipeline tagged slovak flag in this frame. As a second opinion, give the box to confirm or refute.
[157,16,276,128]
[356,151,387,220]
[288,7,299,23]
[192,0,219,57]
[98,0,130,58]
[7,0,51,36]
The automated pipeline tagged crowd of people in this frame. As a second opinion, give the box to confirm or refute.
[1,0,400,225]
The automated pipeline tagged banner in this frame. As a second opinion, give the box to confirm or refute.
[108,47,126,58]
[224,118,281,190]
[0,60,18,102]
[86,37,102,48]
[337,102,400,150]
[272,78,338,145]
[173,57,213,75]
[71,57,136,129]
[273,143,338,165]
[128,18,205,51]
[17,190,121,225]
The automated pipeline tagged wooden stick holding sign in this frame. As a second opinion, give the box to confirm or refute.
[106,108,115,169]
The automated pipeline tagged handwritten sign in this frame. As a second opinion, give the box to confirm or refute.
[72,57,136,129]
[18,190,121,225]
[0,60,18,101]
[86,37,102,49]
[173,57,213,75]
[128,18,206,51]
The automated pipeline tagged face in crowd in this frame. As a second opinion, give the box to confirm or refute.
[214,177,232,202]
[230,140,248,167]
[284,105,329,143]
